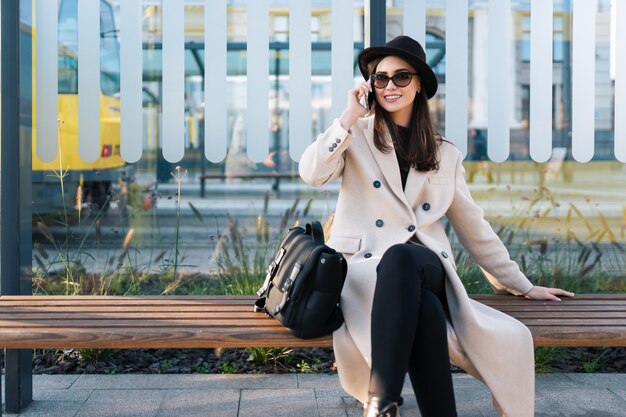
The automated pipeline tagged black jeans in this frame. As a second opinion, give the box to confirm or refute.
[369,243,458,417]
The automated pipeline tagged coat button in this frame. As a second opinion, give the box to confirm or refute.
[328,147,334,152]
[375,219,384,227]
[407,225,416,232]
[373,180,381,188]
[332,142,338,148]
[441,251,448,258]
[364,253,372,258]
[336,138,342,144]
[422,202,431,211]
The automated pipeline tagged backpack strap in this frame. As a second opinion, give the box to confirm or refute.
[307,221,325,244]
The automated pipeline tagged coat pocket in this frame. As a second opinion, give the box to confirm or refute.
[326,236,361,255]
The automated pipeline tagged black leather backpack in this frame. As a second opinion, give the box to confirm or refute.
[255,221,347,339]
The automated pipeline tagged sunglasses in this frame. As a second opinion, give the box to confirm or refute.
[370,71,418,89]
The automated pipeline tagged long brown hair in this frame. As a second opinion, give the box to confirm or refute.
[367,58,441,172]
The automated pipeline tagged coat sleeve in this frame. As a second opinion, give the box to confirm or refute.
[298,119,353,187]
[446,150,534,296]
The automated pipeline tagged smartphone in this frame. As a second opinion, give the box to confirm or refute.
[367,91,375,110]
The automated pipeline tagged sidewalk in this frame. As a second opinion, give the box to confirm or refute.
[2,373,626,417]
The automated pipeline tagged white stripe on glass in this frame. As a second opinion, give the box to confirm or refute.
[35,0,59,162]
[445,0,468,156]
[529,0,553,163]
[331,0,354,119]
[162,0,185,162]
[205,0,228,162]
[615,0,626,162]
[572,0,596,162]
[487,0,511,162]
[404,0,426,47]
[120,0,143,163]
[247,0,270,163]
[289,0,312,161]
[78,0,100,162]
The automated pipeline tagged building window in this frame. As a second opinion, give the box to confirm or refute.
[521,15,564,63]
[272,14,288,42]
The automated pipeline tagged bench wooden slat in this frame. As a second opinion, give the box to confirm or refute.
[0,312,262,319]
[529,327,626,347]
[0,297,255,305]
[0,318,282,328]
[0,328,333,349]
[1,294,625,348]
[3,305,624,313]
[3,312,625,324]
[0,305,254,311]
[472,293,625,300]
[3,318,624,329]
[472,303,626,313]
[3,294,623,301]
[497,311,626,319]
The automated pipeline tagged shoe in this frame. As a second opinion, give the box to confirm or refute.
[363,397,400,417]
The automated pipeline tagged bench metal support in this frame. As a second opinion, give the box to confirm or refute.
[1,0,33,413]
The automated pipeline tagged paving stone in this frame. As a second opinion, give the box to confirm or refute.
[155,389,239,417]
[1,375,79,391]
[531,394,565,417]
[315,389,350,409]
[542,387,626,416]
[34,375,80,390]
[2,373,625,416]
[317,409,348,417]
[451,373,488,390]
[71,373,297,390]
[610,388,626,403]
[239,389,318,417]
[297,373,343,390]
[346,405,364,417]
[1,401,82,417]
[565,373,626,390]
[536,373,583,392]
[73,389,167,417]
[33,389,92,403]
[451,386,493,416]
[342,395,362,410]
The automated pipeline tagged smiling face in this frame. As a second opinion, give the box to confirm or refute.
[372,55,421,127]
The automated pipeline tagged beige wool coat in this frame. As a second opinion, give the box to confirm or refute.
[299,116,536,417]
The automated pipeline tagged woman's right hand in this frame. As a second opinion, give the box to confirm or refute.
[339,80,373,132]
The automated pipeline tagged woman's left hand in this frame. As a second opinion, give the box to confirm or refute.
[522,285,575,301]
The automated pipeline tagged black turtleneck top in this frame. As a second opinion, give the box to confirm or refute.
[394,125,411,190]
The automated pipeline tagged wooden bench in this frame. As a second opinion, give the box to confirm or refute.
[1,293,625,416]
[1,294,624,349]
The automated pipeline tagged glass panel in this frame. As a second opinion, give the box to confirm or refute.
[100,0,120,96]
[35,0,59,162]
[78,0,101,162]
[30,1,368,299]
[26,0,623,311]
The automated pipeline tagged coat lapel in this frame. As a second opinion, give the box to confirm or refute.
[404,168,429,209]
[363,119,430,210]
[363,120,409,207]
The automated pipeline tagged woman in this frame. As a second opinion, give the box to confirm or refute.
[299,36,574,417]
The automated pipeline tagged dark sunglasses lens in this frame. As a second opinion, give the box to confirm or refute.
[393,73,413,87]
[372,74,389,88]
[371,73,413,88]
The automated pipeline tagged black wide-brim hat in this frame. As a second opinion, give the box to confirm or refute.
[358,35,438,99]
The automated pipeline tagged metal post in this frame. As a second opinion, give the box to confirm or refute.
[365,0,386,48]
[272,48,281,192]
[561,0,573,181]
[1,0,34,413]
